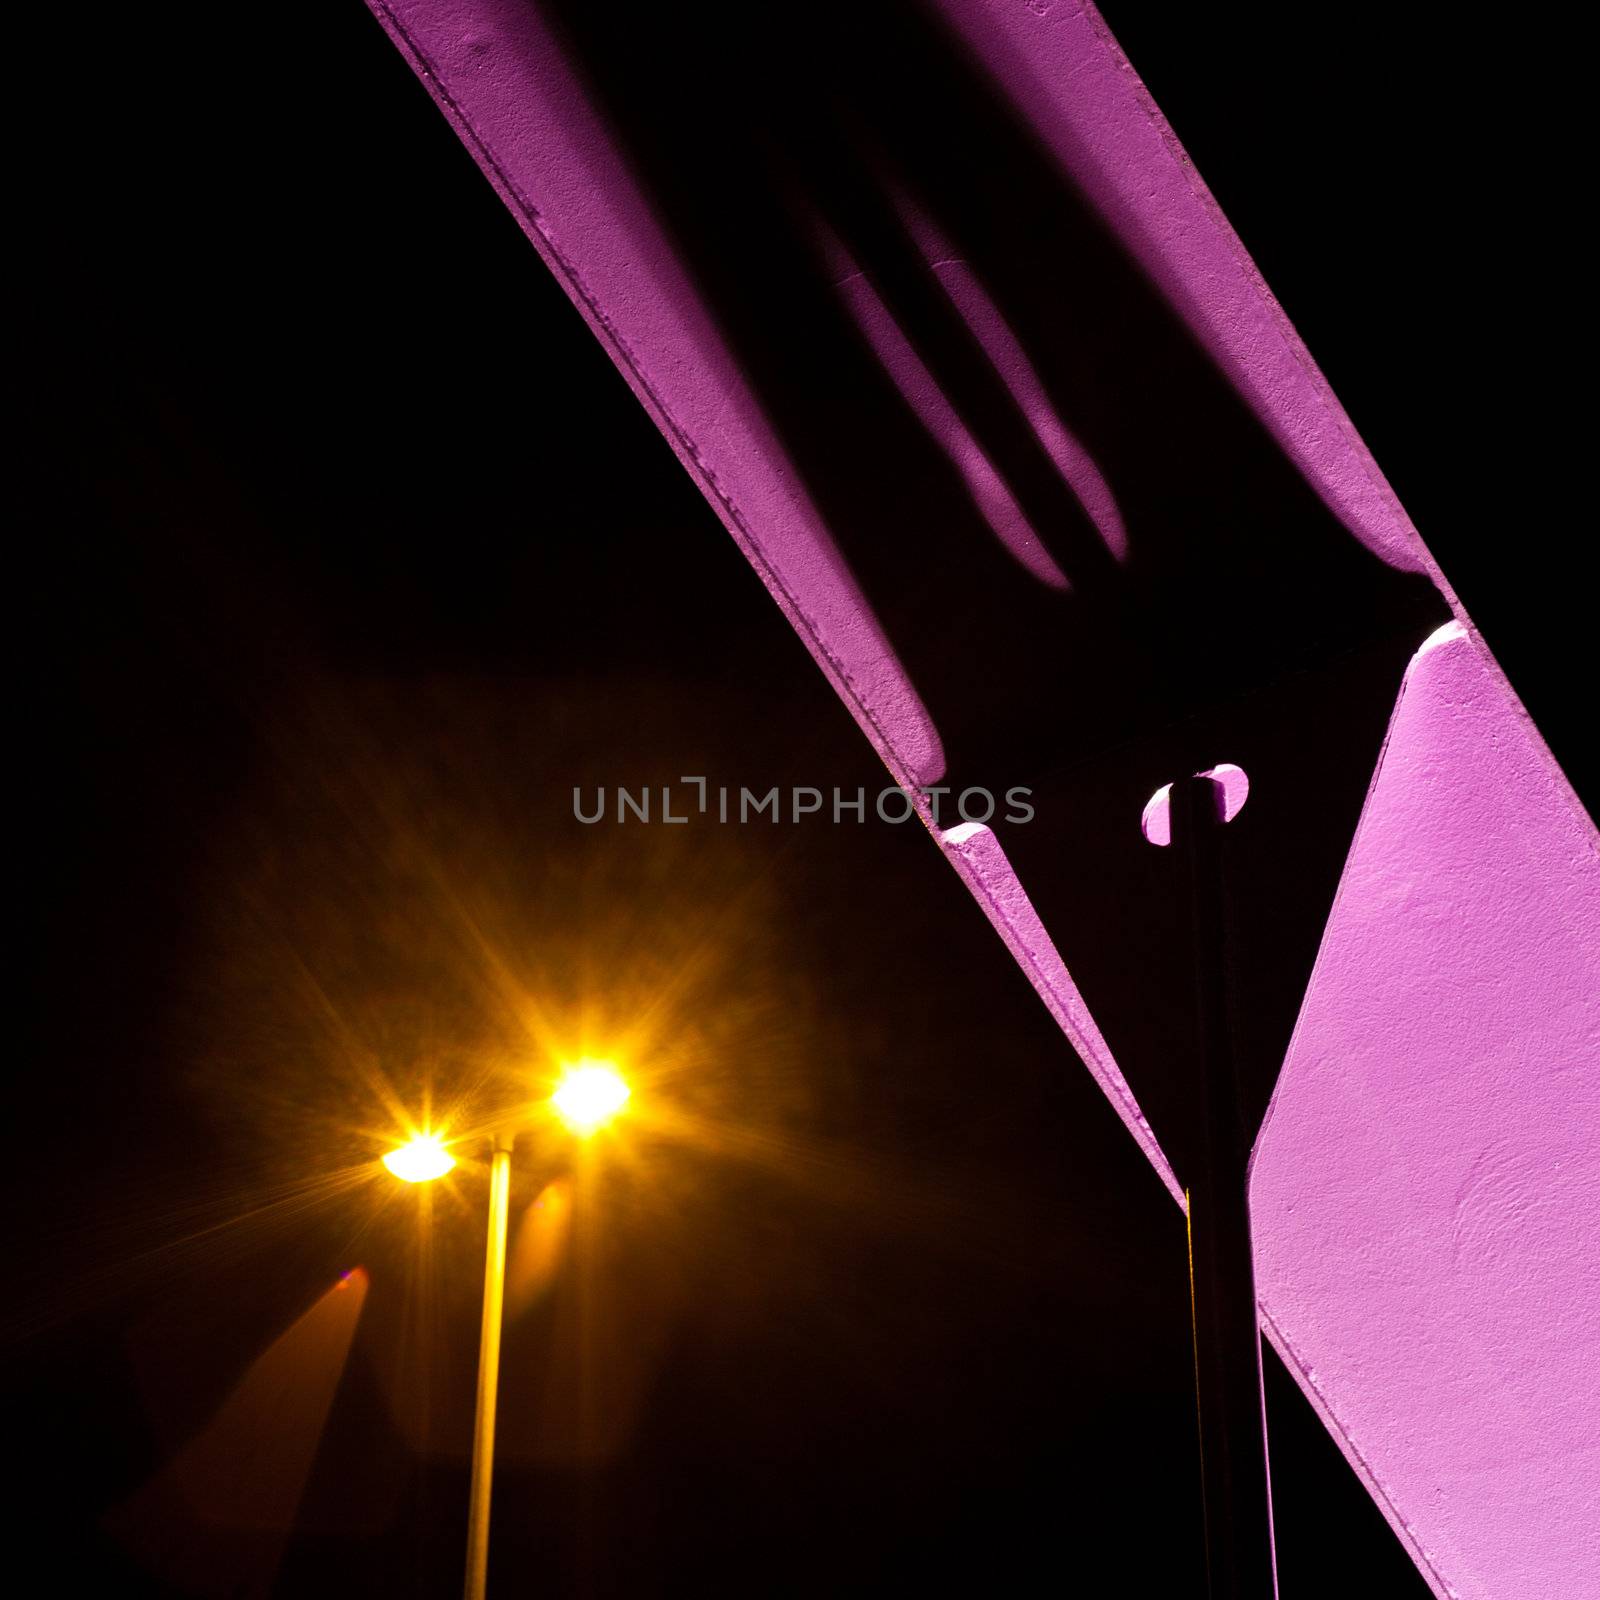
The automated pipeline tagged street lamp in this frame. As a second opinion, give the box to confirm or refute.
[551,1060,631,1135]
[381,1133,455,1184]
[382,1061,631,1600]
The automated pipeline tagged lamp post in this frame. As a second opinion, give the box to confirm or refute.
[382,1061,631,1600]
[464,1123,514,1600]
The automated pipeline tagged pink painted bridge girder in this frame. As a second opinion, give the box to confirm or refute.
[1252,624,1600,1596]
[364,3,1599,1593]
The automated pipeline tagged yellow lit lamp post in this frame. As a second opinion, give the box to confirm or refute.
[382,1062,631,1600]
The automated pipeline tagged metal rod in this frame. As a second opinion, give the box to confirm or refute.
[1173,771,1277,1598]
[464,1127,515,1600]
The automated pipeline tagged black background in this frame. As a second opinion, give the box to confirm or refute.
[11,4,1589,1596]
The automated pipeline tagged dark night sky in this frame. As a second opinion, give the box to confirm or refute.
[10,5,1589,1596]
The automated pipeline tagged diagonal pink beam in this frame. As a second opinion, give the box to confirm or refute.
[1252,624,1600,1597]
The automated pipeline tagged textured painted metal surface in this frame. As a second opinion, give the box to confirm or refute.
[1252,624,1600,1596]
[364,3,1598,1591]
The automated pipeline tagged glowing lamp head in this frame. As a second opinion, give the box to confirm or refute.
[551,1062,631,1136]
[381,1134,456,1183]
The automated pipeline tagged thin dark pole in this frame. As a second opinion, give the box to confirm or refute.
[1172,772,1278,1599]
